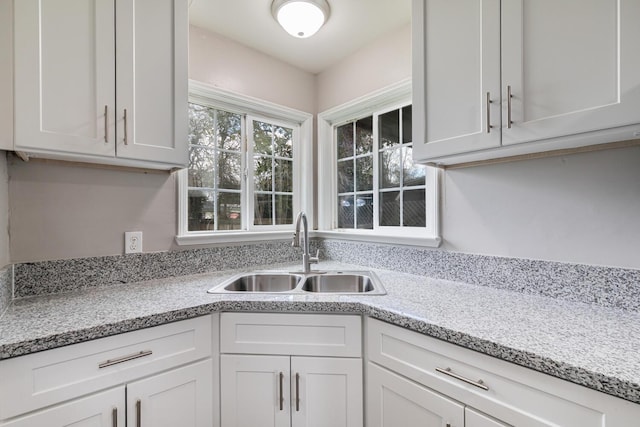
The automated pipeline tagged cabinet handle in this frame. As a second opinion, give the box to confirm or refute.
[279,372,284,411]
[486,92,492,134]
[295,373,300,412]
[123,109,128,145]
[98,350,153,369]
[136,399,141,427]
[112,407,117,427]
[507,85,513,129]
[104,105,109,143]
[435,367,489,391]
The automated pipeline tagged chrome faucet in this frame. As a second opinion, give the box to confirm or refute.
[292,211,319,273]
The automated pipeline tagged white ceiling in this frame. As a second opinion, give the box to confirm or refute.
[188,0,411,74]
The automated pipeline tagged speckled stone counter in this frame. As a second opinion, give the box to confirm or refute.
[1,261,639,405]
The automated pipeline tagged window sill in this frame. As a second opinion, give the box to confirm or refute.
[312,230,442,248]
[175,230,294,246]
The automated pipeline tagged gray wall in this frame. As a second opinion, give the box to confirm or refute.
[8,157,177,262]
[441,147,640,269]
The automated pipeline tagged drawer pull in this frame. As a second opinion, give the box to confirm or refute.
[98,350,153,369]
[435,367,489,391]
[112,407,117,427]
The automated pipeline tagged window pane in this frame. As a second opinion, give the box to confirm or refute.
[380,191,400,226]
[356,116,373,155]
[380,148,401,189]
[337,159,354,194]
[338,195,354,229]
[218,152,242,190]
[188,189,215,231]
[274,126,293,158]
[254,194,273,225]
[403,189,426,227]
[402,105,412,144]
[217,192,242,230]
[380,109,399,148]
[217,110,242,151]
[188,146,215,188]
[254,156,272,191]
[275,159,293,193]
[356,193,373,229]
[275,194,293,225]
[253,121,273,155]
[403,146,426,187]
[189,103,216,147]
[337,123,353,159]
[356,155,373,191]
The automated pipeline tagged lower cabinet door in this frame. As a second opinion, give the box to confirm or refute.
[466,408,510,427]
[221,354,291,427]
[367,362,464,427]
[126,359,213,427]
[291,356,363,427]
[0,387,125,427]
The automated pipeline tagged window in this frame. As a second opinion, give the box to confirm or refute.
[318,81,440,246]
[177,82,313,245]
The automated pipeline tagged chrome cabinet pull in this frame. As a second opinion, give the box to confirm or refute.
[104,105,109,143]
[112,407,117,427]
[279,372,284,411]
[435,367,489,391]
[123,109,128,145]
[507,85,513,129]
[136,399,141,427]
[98,350,152,369]
[295,373,300,412]
[486,92,492,134]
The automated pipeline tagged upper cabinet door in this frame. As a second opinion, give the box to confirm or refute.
[412,0,501,160]
[14,0,116,157]
[115,0,188,166]
[501,0,640,145]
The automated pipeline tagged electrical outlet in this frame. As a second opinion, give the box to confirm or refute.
[125,231,143,254]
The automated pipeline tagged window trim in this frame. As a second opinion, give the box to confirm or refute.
[176,80,313,246]
[317,78,441,247]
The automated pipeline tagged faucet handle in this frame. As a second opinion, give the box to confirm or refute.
[310,249,320,264]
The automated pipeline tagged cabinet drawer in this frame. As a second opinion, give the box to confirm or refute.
[367,318,640,426]
[0,315,212,420]
[221,313,361,357]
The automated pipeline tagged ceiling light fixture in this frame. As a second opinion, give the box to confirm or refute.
[271,0,331,39]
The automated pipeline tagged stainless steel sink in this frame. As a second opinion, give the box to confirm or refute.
[218,272,303,292]
[208,271,385,295]
[301,272,381,294]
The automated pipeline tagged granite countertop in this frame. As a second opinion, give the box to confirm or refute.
[0,261,639,405]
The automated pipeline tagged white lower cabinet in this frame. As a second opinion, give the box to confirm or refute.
[0,387,125,427]
[126,360,213,427]
[367,362,465,427]
[0,315,215,426]
[220,313,364,427]
[366,318,640,427]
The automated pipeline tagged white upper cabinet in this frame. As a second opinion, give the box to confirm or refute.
[413,0,640,165]
[412,0,501,159]
[13,0,188,169]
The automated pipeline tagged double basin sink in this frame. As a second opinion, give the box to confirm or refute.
[208,270,386,295]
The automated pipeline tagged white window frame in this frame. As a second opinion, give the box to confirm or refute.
[317,79,441,247]
[176,81,313,246]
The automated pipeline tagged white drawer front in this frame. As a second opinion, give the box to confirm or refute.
[367,318,640,427]
[0,315,212,420]
[221,313,362,357]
